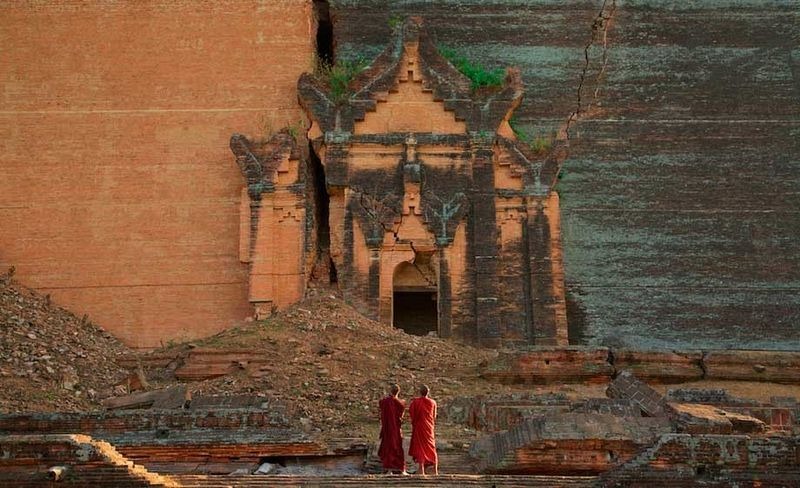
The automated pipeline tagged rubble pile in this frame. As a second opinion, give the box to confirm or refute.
[0,273,130,412]
[139,287,522,438]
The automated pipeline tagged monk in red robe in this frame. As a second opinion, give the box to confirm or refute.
[378,383,406,474]
[408,384,438,475]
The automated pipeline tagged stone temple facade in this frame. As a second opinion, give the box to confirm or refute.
[231,19,568,347]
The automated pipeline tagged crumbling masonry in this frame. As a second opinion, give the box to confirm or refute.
[231,19,569,346]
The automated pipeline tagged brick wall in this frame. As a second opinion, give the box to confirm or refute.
[331,0,800,351]
[0,409,293,435]
[0,434,172,487]
[600,434,800,485]
[0,1,314,347]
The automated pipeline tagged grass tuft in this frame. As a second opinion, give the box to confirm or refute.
[438,45,505,90]
[509,117,554,155]
[315,58,368,105]
[387,14,404,30]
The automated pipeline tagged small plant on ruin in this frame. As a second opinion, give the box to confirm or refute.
[528,134,552,154]
[509,117,554,155]
[286,120,304,139]
[315,57,368,105]
[438,45,505,90]
[387,14,404,30]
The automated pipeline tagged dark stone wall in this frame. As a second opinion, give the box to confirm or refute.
[331,0,800,350]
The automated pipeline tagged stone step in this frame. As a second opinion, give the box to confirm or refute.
[173,474,597,487]
[0,434,177,487]
[469,413,671,475]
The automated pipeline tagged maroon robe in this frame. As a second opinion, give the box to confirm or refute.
[408,396,438,466]
[378,395,406,471]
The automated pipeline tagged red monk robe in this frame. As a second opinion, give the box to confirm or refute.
[378,394,406,471]
[408,395,438,472]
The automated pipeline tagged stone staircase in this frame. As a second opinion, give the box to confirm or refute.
[363,437,479,475]
[0,434,179,487]
[172,474,597,487]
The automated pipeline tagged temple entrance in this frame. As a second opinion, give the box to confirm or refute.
[392,260,438,336]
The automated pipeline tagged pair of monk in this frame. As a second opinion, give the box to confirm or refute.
[378,384,438,475]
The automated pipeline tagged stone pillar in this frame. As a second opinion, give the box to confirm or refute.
[527,192,568,345]
[496,203,529,344]
[369,247,383,321]
[471,143,501,346]
[248,195,275,319]
[248,190,306,320]
[437,247,452,338]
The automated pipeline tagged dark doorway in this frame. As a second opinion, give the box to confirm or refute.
[393,291,438,336]
[313,0,334,66]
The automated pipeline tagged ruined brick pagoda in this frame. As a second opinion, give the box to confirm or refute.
[232,19,568,347]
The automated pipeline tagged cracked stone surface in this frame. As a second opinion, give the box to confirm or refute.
[332,0,800,350]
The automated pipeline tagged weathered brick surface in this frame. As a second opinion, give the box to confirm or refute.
[0,409,294,436]
[666,389,799,434]
[667,403,766,435]
[606,370,667,417]
[443,393,572,431]
[0,1,313,348]
[599,434,800,486]
[0,434,175,487]
[444,394,644,432]
[611,349,703,383]
[665,388,757,406]
[0,410,341,476]
[172,348,269,381]
[331,1,800,351]
[3,1,798,352]
[230,132,309,317]
[469,413,671,475]
[570,398,641,418]
[0,434,596,485]
[481,347,614,384]
[703,350,800,384]
[298,19,568,345]
[471,348,800,386]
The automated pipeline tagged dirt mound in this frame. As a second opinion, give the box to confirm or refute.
[0,273,598,437]
[0,272,131,413]
[141,287,543,438]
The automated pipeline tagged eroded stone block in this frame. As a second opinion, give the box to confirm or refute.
[482,347,614,384]
[668,403,766,435]
[612,349,704,383]
[606,370,667,417]
[703,350,800,384]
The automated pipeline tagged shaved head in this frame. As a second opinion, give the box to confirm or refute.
[389,384,400,396]
[419,384,429,397]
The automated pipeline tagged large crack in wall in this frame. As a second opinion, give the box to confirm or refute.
[565,0,617,142]
[309,0,336,285]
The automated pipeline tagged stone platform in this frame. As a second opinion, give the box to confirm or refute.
[2,356,799,486]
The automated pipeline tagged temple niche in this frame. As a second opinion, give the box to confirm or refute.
[232,18,568,347]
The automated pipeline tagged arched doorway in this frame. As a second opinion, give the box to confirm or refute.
[392,258,438,336]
